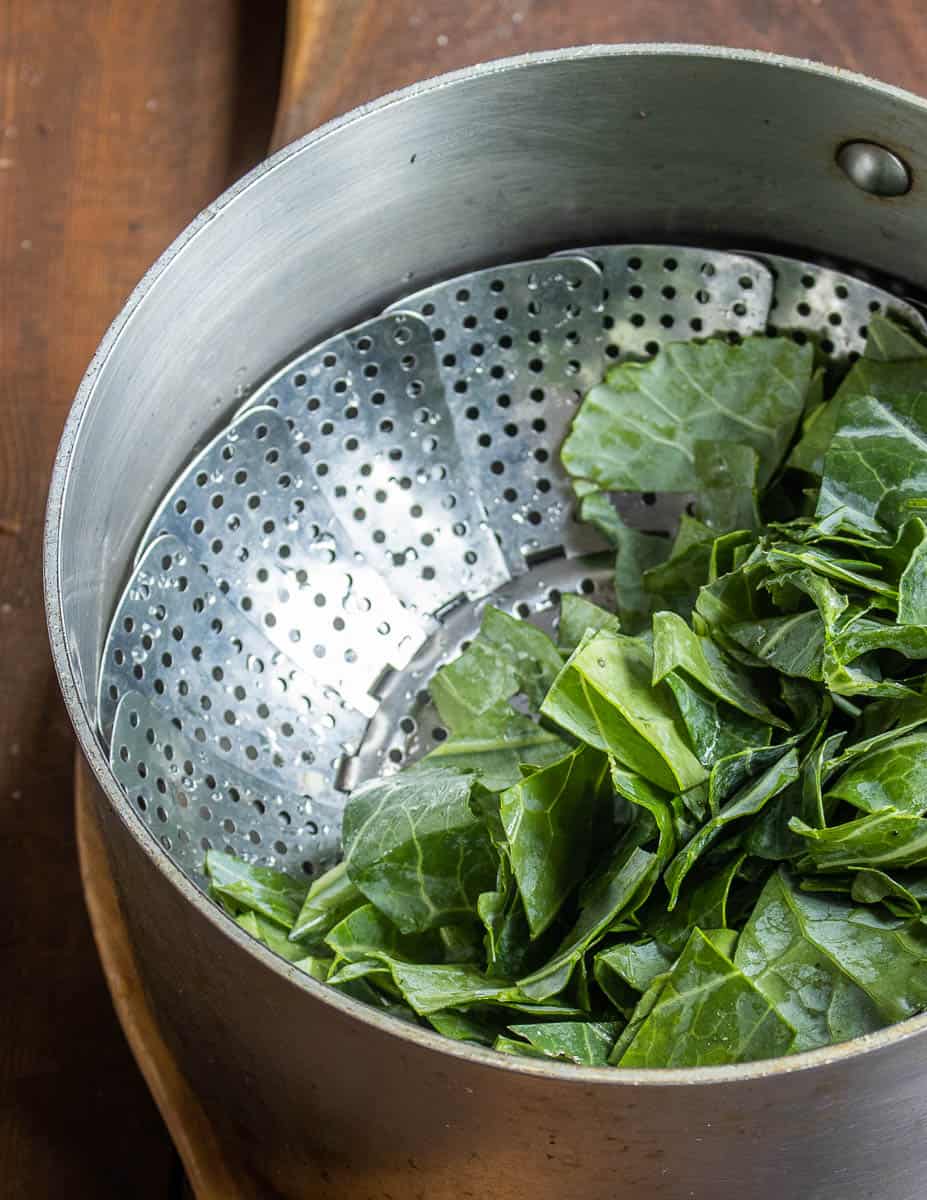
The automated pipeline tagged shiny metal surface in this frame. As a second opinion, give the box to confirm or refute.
[100,531,366,795]
[561,244,775,357]
[138,404,431,714]
[392,256,607,566]
[244,311,511,613]
[111,690,342,883]
[837,139,913,197]
[46,46,927,1199]
[757,251,927,362]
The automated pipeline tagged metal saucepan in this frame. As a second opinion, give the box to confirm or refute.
[45,47,927,1200]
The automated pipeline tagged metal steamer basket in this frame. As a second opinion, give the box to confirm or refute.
[45,47,927,1200]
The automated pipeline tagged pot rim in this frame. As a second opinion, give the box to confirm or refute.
[45,42,927,1087]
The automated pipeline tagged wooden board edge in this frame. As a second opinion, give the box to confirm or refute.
[272,0,376,150]
[75,755,256,1200]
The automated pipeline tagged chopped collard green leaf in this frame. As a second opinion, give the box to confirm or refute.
[206,319,927,1068]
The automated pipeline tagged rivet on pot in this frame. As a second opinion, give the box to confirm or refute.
[836,140,912,197]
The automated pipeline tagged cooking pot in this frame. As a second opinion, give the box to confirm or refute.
[45,46,927,1200]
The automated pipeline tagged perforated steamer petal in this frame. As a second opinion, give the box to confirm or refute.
[46,47,927,1200]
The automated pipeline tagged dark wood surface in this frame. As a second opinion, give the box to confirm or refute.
[76,768,260,1200]
[3,2,927,1197]
[274,0,927,145]
[0,2,284,1196]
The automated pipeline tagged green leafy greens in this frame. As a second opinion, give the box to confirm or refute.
[206,321,927,1069]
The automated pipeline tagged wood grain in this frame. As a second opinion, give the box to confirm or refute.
[273,0,927,147]
[76,766,258,1200]
[0,2,283,1196]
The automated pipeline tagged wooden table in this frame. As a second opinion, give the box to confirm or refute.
[0,4,285,1195]
[3,2,927,1195]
